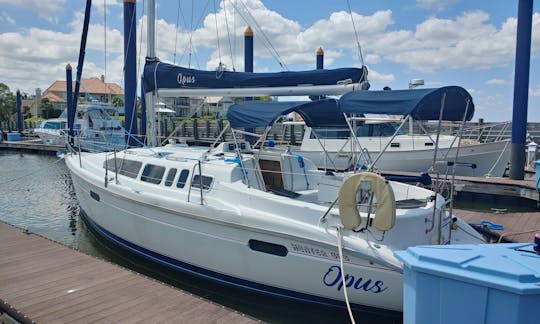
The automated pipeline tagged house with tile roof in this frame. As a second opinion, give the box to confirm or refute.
[38,76,124,117]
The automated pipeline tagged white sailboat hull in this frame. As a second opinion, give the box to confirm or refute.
[68,159,403,313]
[65,144,484,314]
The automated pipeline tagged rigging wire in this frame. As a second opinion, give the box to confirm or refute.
[103,0,107,84]
[233,0,237,69]
[137,0,146,77]
[213,0,223,70]
[173,0,181,64]
[223,0,236,71]
[232,0,289,71]
[188,0,194,68]
[346,0,365,66]
[176,0,212,69]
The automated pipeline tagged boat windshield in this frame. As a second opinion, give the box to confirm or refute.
[310,122,404,139]
[43,121,65,130]
[87,109,112,121]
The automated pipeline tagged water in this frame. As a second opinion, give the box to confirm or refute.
[0,151,400,324]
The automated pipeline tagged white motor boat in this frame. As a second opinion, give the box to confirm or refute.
[34,104,126,152]
[33,118,67,145]
[228,87,510,177]
[299,125,510,177]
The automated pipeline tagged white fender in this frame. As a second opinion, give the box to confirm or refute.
[338,172,396,231]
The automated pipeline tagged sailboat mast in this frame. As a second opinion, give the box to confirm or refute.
[146,0,157,146]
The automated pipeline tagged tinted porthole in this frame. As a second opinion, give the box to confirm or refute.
[119,159,142,178]
[176,169,190,188]
[141,164,165,184]
[165,168,177,187]
[191,175,213,190]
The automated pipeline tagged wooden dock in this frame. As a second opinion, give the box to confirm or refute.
[0,138,64,153]
[0,221,258,324]
[453,209,540,243]
[382,170,539,203]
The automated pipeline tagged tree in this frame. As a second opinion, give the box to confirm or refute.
[40,98,58,118]
[112,96,124,107]
[0,82,16,122]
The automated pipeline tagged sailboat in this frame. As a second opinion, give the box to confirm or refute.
[65,0,485,316]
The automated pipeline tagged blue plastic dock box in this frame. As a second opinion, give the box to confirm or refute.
[395,243,540,324]
[6,132,20,141]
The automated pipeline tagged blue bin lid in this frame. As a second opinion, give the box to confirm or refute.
[395,243,540,294]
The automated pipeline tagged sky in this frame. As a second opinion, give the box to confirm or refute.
[0,0,539,121]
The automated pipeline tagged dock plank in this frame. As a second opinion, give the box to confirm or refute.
[0,221,259,323]
[453,209,540,242]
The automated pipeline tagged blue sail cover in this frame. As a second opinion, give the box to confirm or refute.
[339,86,474,121]
[143,58,366,92]
[227,99,345,128]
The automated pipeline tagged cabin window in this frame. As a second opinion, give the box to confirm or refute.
[165,168,177,187]
[424,142,434,146]
[176,169,190,188]
[355,123,404,137]
[390,142,400,148]
[44,122,62,130]
[310,128,350,139]
[141,164,166,184]
[103,158,142,179]
[191,175,213,190]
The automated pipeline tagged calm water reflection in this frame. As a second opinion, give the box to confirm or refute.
[0,151,401,324]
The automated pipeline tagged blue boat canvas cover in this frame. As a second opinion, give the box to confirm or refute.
[227,99,345,128]
[339,86,474,121]
[143,58,366,92]
[227,86,475,129]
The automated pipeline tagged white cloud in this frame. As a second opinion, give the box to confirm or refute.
[0,0,65,23]
[385,12,540,73]
[365,54,380,65]
[366,68,395,84]
[0,11,127,94]
[486,79,509,85]
[92,0,122,15]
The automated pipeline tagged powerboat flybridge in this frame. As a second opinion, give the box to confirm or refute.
[65,62,486,314]
[34,104,126,152]
[228,87,510,177]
